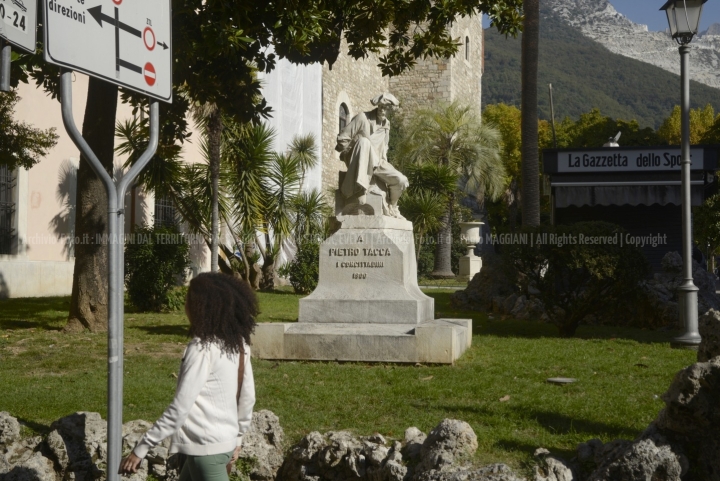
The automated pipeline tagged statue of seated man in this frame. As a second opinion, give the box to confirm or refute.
[335,93,409,219]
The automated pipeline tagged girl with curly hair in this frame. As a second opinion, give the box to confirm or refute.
[119,272,258,481]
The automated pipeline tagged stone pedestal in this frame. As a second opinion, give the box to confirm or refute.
[252,214,472,364]
[458,221,483,282]
[459,253,482,282]
[299,215,434,324]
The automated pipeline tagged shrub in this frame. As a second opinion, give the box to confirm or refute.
[165,286,189,312]
[288,241,320,294]
[502,222,650,337]
[125,224,190,312]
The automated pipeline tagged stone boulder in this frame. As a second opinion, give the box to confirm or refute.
[532,448,576,481]
[275,419,526,481]
[416,420,478,475]
[0,414,21,447]
[584,428,684,481]
[233,410,285,481]
[2,452,56,481]
[698,309,720,362]
[276,429,407,481]
[451,255,515,311]
[4,436,43,468]
[415,463,526,481]
[45,412,107,480]
[580,356,720,480]
[123,420,165,480]
[401,427,426,464]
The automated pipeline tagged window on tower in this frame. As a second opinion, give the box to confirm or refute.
[339,103,349,133]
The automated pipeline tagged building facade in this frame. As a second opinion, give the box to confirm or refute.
[0,17,483,298]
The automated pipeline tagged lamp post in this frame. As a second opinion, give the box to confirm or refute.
[661,0,706,349]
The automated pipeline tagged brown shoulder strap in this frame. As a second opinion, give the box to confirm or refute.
[236,344,245,404]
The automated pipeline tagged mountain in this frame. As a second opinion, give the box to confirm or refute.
[703,23,720,37]
[545,0,720,90]
[482,2,720,128]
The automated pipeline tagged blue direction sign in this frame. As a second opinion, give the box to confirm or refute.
[44,0,172,102]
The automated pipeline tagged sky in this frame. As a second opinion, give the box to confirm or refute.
[482,1,720,33]
[610,0,720,32]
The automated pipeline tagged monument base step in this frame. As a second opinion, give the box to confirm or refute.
[251,319,472,364]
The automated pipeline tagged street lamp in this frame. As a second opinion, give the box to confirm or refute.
[661,0,706,349]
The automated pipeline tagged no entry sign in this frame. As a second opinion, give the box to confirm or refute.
[44,0,172,102]
[0,0,38,53]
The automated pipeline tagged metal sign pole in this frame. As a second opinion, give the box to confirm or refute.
[60,70,159,481]
[0,40,11,92]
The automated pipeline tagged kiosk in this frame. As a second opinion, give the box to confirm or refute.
[543,145,718,271]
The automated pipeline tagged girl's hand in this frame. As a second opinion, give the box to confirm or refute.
[118,453,142,475]
[226,446,242,474]
[230,446,241,464]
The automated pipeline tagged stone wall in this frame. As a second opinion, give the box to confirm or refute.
[321,40,389,192]
[388,54,452,118]
[389,16,483,117]
[449,16,483,111]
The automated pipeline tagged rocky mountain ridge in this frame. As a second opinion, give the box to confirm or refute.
[545,0,720,90]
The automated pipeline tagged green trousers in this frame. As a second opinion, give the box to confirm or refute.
[178,451,233,481]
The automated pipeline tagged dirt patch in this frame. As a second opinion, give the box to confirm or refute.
[124,341,185,359]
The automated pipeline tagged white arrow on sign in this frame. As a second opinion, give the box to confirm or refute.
[0,0,37,53]
[44,0,172,103]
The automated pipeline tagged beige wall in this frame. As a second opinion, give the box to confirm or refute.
[12,74,141,263]
[1,75,209,298]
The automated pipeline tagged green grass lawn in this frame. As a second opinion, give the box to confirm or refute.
[0,290,696,473]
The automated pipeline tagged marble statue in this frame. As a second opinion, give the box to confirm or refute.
[335,93,409,219]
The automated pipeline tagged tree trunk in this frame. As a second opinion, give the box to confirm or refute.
[207,108,223,272]
[260,229,276,290]
[65,78,119,333]
[431,200,455,278]
[521,0,540,227]
[259,252,276,291]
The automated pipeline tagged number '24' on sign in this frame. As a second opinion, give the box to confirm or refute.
[0,1,26,32]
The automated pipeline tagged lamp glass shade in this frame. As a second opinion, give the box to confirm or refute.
[661,0,707,38]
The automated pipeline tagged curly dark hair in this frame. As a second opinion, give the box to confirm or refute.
[186,273,258,354]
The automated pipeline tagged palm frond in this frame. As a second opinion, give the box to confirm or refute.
[288,133,319,173]
[224,122,277,234]
[292,188,329,243]
[115,116,184,197]
[263,153,302,240]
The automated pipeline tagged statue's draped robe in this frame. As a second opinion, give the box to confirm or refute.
[336,110,407,204]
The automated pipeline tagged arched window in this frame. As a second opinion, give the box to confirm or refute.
[339,103,349,133]
[465,36,470,61]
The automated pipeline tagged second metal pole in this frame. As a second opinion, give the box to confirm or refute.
[673,44,701,349]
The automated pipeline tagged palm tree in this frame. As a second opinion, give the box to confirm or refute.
[288,133,319,188]
[521,0,540,226]
[117,118,323,289]
[258,153,302,290]
[293,189,329,244]
[190,103,224,272]
[397,101,505,277]
[398,191,446,261]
